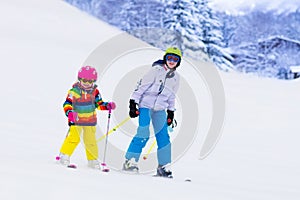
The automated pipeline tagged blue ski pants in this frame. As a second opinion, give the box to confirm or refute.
[125,108,171,166]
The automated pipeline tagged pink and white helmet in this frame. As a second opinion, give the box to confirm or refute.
[78,66,97,81]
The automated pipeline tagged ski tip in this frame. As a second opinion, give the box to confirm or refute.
[102,169,110,172]
[142,156,147,160]
[101,163,109,172]
[67,164,77,169]
[55,156,60,161]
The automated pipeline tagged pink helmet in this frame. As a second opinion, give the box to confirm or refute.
[78,66,97,81]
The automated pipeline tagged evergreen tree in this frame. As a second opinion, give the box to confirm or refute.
[90,0,126,27]
[64,0,233,70]
[120,0,147,31]
[217,12,236,47]
[161,0,206,59]
[198,0,233,70]
[119,0,165,47]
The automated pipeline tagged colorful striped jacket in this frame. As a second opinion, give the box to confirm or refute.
[63,82,109,126]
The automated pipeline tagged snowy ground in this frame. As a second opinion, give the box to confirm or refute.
[0,1,299,200]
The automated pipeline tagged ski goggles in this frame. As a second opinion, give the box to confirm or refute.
[80,79,95,84]
[165,54,180,62]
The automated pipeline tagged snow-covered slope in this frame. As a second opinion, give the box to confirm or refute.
[0,1,299,200]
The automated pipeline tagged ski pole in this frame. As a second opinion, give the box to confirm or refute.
[143,140,157,160]
[97,116,131,143]
[101,108,112,172]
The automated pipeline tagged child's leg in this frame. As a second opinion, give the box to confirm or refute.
[60,126,82,156]
[152,110,171,166]
[83,126,98,161]
[125,108,151,162]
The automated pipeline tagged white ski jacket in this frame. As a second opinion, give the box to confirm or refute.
[131,61,180,111]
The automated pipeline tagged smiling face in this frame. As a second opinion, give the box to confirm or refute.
[79,78,95,88]
[165,54,180,69]
[166,60,178,69]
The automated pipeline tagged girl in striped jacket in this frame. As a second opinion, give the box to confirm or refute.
[58,66,116,169]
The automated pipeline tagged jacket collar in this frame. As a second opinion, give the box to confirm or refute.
[73,82,97,93]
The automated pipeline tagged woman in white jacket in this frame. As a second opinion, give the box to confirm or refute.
[123,47,182,178]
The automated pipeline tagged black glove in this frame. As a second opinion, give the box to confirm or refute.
[167,110,174,126]
[129,99,139,118]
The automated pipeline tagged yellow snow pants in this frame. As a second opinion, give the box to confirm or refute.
[60,126,98,160]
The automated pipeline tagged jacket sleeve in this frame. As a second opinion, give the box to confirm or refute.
[131,67,157,103]
[167,74,180,111]
[63,90,73,116]
[95,89,109,110]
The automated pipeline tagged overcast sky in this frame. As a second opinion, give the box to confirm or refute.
[210,0,300,14]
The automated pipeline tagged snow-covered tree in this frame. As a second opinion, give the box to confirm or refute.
[161,0,206,60]
[119,0,164,44]
[119,0,148,31]
[197,0,233,70]
[89,0,126,27]
[64,0,233,70]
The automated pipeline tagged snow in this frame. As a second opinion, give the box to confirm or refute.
[210,0,300,14]
[290,66,300,73]
[0,0,300,200]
